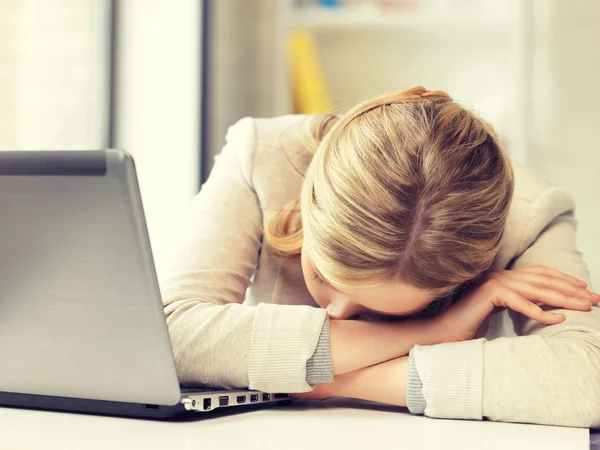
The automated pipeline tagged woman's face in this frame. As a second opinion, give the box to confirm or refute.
[301,241,438,320]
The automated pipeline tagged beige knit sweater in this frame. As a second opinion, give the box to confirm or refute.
[162,115,600,428]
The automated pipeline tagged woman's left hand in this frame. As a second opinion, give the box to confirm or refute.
[433,266,599,343]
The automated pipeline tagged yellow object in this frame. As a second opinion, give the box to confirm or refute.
[286,29,332,114]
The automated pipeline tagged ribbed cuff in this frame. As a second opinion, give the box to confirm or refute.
[248,303,327,393]
[306,318,334,385]
[406,347,427,414]
[412,338,485,420]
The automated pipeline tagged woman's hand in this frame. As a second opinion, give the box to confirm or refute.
[434,266,600,343]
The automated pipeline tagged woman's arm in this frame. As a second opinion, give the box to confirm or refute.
[163,117,328,393]
[329,318,448,376]
[295,356,410,406]
[481,211,600,427]
[407,206,600,427]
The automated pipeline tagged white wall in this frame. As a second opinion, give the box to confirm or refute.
[0,0,109,150]
[528,0,600,289]
[114,0,200,282]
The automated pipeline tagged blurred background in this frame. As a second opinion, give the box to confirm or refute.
[0,0,598,288]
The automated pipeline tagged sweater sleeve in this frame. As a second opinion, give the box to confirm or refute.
[162,117,329,393]
[482,210,600,427]
[408,190,600,428]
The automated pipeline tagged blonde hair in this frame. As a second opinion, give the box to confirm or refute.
[264,86,514,297]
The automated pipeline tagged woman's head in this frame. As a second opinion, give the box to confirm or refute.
[266,86,514,319]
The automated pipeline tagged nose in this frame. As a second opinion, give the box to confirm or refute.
[326,297,361,320]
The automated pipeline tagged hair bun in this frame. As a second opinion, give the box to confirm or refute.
[342,86,453,124]
[402,86,452,103]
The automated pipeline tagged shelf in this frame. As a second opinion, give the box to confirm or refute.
[285,5,513,30]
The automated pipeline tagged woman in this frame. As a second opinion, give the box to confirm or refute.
[162,87,600,428]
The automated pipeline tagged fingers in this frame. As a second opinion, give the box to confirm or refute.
[498,266,600,306]
[492,276,594,311]
[496,271,599,308]
[501,270,593,298]
[517,265,587,288]
[495,287,566,325]
[487,266,597,326]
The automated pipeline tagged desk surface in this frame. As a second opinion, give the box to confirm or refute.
[0,399,589,450]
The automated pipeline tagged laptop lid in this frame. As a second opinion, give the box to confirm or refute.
[0,149,181,406]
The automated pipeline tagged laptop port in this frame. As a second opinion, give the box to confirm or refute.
[143,404,159,410]
[273,394,289,399]
[203,398,211,410]
[250,394,259,403]
[219,396,229,407]
[262,393,270,401]
[236,395,246,404]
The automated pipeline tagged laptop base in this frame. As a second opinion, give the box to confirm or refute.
[0,390,293,420]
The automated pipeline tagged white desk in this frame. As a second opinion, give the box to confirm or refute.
[0,398,588,450]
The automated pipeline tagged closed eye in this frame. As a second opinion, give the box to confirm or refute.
[312,271,330,288]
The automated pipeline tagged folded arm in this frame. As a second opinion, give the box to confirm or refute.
[481,211,600,427]
[407,204,600,427]
[162,117,327,393]
[328,318,451,376]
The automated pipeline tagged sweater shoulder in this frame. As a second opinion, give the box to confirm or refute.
[497,163,576,267]
[513,163,558,202]
[511,163,575,218]
[250,115,317,207]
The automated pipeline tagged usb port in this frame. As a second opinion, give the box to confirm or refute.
[219,396,229,407]
[273,394,289,399]
[250,394,259,403]
[262,393,270,401]
[236,395,246,404]
[203,398,211,410]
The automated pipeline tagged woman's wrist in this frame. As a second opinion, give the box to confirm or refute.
[334,356,409,407]
[330,317,450,376]
[427,314,464,344]
[418,315,457,345]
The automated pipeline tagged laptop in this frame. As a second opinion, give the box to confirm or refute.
[0,149,291,419]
